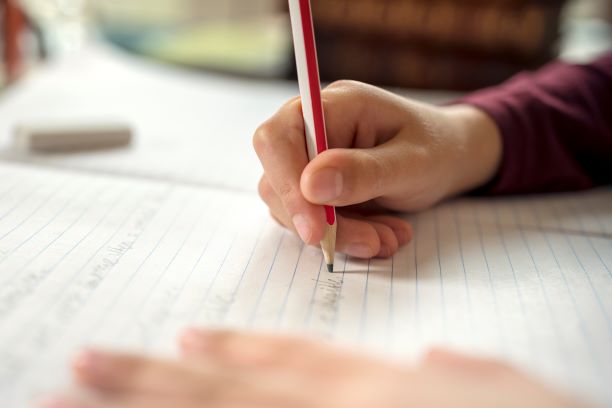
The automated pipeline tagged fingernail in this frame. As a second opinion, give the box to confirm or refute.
[310,168,343,202]
[73,349,105,378]
[37,396,76,408]
[180,328,211,351]
[345,243,374,258]
[292,214,312,243]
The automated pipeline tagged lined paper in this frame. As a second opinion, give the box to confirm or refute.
[0,162,610,407]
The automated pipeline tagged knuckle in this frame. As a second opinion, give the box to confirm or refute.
[326,79,361,91]
[276,181,295,202]
[211,330,239,347]
[360,151,390,194]
[269,211,287,228]
[252,121,277,156]
[285,95,302,109]
[258,177,274,203]
[322,80,369,120]
[253,119,305,159]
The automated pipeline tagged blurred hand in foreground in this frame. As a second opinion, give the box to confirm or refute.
[38,330,582,408]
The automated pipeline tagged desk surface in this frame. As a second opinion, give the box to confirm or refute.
[0,44,461,191]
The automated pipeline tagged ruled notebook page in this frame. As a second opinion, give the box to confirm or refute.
[0,162,610,407]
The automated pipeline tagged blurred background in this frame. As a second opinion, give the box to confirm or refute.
[1,0,611,91]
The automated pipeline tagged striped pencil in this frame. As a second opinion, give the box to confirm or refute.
[288,0,337,272]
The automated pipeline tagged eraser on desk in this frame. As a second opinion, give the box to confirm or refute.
[14,121,132,152]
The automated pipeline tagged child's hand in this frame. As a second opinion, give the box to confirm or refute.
[44,330,580,408]
[253,81,502,258]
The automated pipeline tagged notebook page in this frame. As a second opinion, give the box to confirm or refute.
[0,162,610,407]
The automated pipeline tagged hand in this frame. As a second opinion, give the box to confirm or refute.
[39,330,580,408]
[253,80,502,259]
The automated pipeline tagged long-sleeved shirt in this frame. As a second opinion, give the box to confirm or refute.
[459,52,612,195]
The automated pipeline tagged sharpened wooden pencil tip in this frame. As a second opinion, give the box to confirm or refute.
[321,222,337,273]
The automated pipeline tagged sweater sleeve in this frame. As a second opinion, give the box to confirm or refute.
[457,52,612,195]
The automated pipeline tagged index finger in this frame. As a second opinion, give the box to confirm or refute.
[253,97,327,245]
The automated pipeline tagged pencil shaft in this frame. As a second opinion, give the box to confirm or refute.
[288,0,337,271]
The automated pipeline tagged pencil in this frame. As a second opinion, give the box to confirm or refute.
[288,0,337,272]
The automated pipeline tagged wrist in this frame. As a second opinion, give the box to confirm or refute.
[440,104,503,197]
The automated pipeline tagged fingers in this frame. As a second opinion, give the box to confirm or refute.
[179,329,321,368]
[366,215,414,247]
[179,329,367,379]
[340,213,412,256]
[253,100,327,246]
[321,80,414,149]
[62,340,321,408]
[65,347,309,408]
[423,348,514,377]
[177,328,414,407]
[71,349,218,397]
[254,81,424,247]
[37,394,202,408]
[335,216,388,259]
[260,175,412,258]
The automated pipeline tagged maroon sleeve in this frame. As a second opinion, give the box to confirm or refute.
[458,52,612,195]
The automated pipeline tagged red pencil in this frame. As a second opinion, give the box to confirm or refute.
[288,0,337,272]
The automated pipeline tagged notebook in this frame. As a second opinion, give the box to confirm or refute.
[0,45,610,407]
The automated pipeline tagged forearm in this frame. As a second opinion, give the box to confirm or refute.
[454,53,612,195]
[440,104,503,198]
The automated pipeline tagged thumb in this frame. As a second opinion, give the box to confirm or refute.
[301,138,418,207]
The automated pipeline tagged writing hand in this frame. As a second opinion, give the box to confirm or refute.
[254,81,502,258]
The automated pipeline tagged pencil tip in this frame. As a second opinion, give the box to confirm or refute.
[327,264,334,273]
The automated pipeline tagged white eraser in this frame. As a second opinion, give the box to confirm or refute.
[14,120,133,152]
